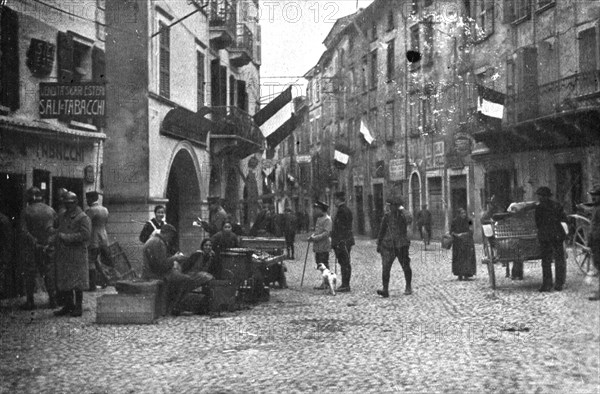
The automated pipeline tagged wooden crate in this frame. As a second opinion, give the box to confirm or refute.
[96,294,156,324]
[114,279,167,317]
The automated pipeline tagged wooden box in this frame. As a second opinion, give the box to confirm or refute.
[115,279,167,317]
[96,294,156,324]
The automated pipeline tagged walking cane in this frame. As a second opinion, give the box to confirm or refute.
[300,240,310,287]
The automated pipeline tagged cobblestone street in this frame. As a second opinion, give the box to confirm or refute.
[1,236,599,394]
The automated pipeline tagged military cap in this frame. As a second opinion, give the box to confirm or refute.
[63,191,78,203]
[589,185,600,196]
[535,186,552,197]
[386,196,404,206]
[334,191,346,200]
[26,186,42,197]
[313,200,329,211]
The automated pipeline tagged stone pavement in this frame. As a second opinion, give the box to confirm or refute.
[1,236,599,393]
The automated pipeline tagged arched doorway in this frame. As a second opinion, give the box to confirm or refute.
[166,148,202,254]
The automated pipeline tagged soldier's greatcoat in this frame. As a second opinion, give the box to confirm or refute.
[55,206,91,291]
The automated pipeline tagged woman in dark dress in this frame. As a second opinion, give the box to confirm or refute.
[451,208,477,280]
[210,222,240,279]
[184,238,217,277]
[139,205,167,243]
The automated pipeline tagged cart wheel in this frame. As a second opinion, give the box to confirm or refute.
[487,260,496,289]
[571,218,597,277]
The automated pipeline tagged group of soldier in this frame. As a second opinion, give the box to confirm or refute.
[8,187,109,317]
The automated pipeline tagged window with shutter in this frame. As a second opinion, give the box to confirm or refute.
[57,32,75,83]
[424,18,434,64]
[211,59,220,106]
[0,7,20,111]
[237,80,247,112]
[197,51,205,110]
[514,0,531,21]
[159,22,170,98]
[370,50,378,89]
[387,40,395,81]
[578,27,598,96]
[219,66,227,106]
[516,47,538,121]
[476,0,494,39]
[385,101,394,141]
[229,76,236,106]
[410,25,420,70]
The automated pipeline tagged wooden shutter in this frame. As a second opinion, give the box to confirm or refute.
[219,66,227,106]
[197,51,205,110]
[229,76,236,106]
[159,22,170,98]
[517,47,538,121]
[0,7,20,110]
[579,27,597,95]
[57,31,74,83]
[211,59,220,107]
[237,80,247,111]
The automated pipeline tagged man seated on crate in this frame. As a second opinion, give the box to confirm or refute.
[142,224,213,316]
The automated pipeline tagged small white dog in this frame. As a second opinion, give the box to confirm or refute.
[317,263,337,296]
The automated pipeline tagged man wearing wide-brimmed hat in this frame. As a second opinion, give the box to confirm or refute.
[534,186,568,292]
[331,191,354,292]
[579,184,600,300]
[376,196,412,297]
[308,201,332,289]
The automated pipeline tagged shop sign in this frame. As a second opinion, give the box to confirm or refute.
[296,155,312,163]
[389,159,405,181]
[0,132,85,162]
[39,82,106,121]
[84,165,95,183]
[26,39,55,77]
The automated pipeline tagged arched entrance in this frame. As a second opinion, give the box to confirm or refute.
[166,148,202,254]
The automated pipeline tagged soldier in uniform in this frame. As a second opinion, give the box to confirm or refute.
[85,191,110,291]
[376,196,413,297]
[331,191,354,292]
[53,192,91,317]
[534,186,568,292]
[19,187,57,310]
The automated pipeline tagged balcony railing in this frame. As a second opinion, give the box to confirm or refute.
[209,0,236,49]
[506,70,600,123]
[232,23,253,54]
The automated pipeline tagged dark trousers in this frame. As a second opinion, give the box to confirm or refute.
[88,247,109,288]
[380,246,412,290]
[165,270,209,313]
[285,234,296,258]
[23,248,56,305]
[315,252,329,269]
[419,225,432,245]
[539,240,566,286]
[333,243,352,287]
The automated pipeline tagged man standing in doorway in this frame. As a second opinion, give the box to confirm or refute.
[85,191,109,291]
[534,186,568,292]
[331,191,354,292]
[376,196,413,297]
[416,204,432,248]
[20,187,57,310]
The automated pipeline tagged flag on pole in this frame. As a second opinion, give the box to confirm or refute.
[360,118,374,145]
[477,85,505,120]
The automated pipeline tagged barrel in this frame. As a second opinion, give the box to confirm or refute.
[220,248,254,288]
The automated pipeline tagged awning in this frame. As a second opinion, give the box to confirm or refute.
[0,115,106,140]
[160,107,214,146]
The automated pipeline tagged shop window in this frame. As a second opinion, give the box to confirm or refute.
[0,7,20,111]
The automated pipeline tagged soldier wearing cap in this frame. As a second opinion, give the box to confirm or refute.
[198,196,228,237]
[578,185,600,300]
[53,191,91,317]
[534,186,568,292]
[19,187,58,310]
[308,201,332,288]
[376,196,413,297]
[331,191,354,292]
[85,191,109,291]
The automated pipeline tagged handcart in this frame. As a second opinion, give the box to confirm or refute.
[482,209,542,289]
[482,209,596,289]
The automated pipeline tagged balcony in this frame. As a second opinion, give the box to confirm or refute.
[201,106,264,158]
[209,0,236,50]
[230,24,253,68]
[474,71,600,153]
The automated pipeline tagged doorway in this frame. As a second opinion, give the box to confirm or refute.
[450,175,467,217]
[354,185,365,235]
[0,172,26,299]
[555,163,582,215]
